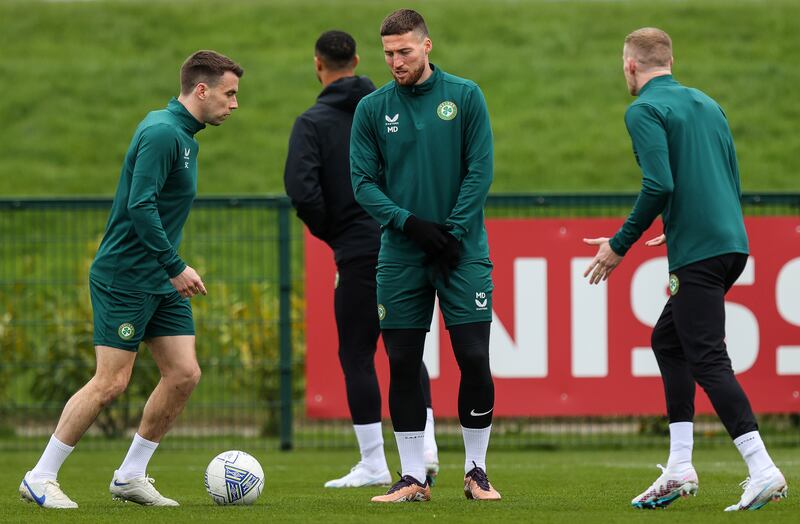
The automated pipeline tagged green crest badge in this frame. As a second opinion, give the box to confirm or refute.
[377,304,387,321]
[668,274,680,296]
[437,101,457,120]
[118,322,135,341]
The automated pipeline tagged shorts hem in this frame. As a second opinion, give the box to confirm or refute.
[143,331,196,340]
[379,323,431,331]
[94,341,139,352]
[444,318,492,328]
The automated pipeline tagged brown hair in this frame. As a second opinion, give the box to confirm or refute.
[380,9,428,38]
[180,50,244,95]
[624,28,672,70]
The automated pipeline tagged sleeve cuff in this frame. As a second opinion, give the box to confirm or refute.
[446,223,467,241]
[608,236,628,257]
[396,210,413,231]
[164,258,187,279]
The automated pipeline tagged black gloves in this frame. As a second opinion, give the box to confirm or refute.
[403,215,451,256]
[429,232,460,287]
[404,215,461,286]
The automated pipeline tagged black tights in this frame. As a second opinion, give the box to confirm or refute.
[383,322,493,431]
[335,258,431,425]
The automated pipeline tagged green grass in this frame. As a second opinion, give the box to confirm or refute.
[2,448,797,522]
[1,0,798,196]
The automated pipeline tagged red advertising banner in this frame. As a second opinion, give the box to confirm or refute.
[305,217,800,418]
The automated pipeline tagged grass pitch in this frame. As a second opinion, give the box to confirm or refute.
[1,0,799,195]
[2,447,797,523]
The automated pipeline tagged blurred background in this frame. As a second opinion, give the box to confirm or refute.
[1,0,798,453]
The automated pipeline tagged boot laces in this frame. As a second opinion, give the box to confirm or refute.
[466,461,491,491]
[387,473,422,494]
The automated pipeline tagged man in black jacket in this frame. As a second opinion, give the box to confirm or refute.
[284,30,439,488]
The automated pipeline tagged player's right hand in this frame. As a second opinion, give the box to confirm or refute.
[403,215,451,256]
[170,265,207,298]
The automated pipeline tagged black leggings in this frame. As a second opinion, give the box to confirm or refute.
[651,253,758,439]
[383,322,493,431]
[335,258,431,425]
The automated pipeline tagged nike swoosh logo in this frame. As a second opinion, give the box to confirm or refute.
[113,480,130,486]
[469,408,493,417]
[23,479,46,506]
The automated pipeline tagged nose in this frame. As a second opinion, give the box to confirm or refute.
[230,95,238,110]
[392,55,404,69]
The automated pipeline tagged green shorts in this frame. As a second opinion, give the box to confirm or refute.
[89,277,194,351]
[376,259,493,329]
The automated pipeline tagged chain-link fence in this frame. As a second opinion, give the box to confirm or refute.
[1,194,798,452]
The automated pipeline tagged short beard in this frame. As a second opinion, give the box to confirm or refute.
[394,62,426,86]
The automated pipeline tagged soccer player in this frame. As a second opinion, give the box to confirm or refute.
[351,9,500,502]
[18,50,243,509]
[584,28,787,511]
[284,30,439,488]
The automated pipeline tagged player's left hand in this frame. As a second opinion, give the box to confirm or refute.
[645,234,666,247]
[582,237,623,285]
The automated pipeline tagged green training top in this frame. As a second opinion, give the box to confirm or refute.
[90,98,204,293]
[609,75,749,271]
[350,65,493,266]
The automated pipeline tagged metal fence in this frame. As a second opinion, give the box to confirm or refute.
[1,194,798,452]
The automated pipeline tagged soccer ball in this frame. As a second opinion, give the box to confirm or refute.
[204,450,265,505]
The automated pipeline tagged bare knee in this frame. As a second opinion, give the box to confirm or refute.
[166,364,201,395]
[91,373,130,406]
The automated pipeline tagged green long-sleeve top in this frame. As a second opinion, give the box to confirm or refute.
[90,98,204,293]
[609,75,749,271]
[350,65,493,265]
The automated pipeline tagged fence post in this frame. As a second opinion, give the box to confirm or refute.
[278,201,293,450]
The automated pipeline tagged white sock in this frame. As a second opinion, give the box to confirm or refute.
[462,425,491,475]
[734,430,778,480]
[394,431,426,484]
[354,422,387,472]
[423,408,438,461]
[117,433,159,480]
[666,422,693,470]
[30,434,74,481]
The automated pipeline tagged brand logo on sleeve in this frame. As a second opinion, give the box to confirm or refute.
[437,101,457,121]
[183,147,191,168]
[385,113,399,133]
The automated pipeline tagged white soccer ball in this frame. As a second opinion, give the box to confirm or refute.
[204,450,264,505]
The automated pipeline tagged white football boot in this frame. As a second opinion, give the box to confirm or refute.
[324,462,392,488]
[631,464,698,509]
[109,470,179,506]
[19,471,78,509]
[724,470,787,511]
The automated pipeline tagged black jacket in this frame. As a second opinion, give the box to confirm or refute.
[284,76,380,265]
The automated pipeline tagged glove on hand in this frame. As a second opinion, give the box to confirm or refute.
[403,215,451,256]
[428,232,460,287]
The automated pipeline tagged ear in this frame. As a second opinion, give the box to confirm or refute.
[195,82,209,100]
[352,54,360,69]
[314,56,323,72]
[624,57,636,75]
[423,37,432,54]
